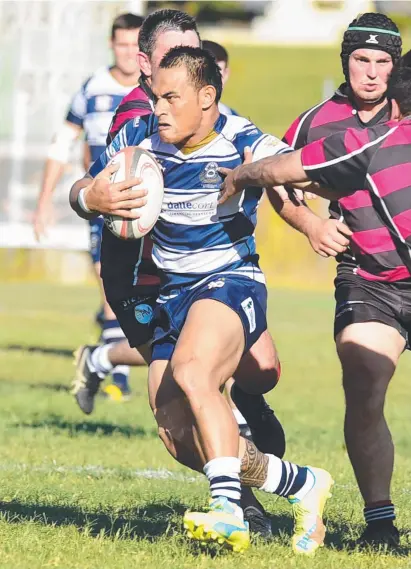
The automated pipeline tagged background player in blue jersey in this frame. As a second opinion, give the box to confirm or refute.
[33,13,146,400]
[70,46,333,555]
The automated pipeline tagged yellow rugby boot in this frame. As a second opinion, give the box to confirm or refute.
[288,467,334,555]
[184,496,250,553]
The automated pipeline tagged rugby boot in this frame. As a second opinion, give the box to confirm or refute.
[289,467,334,555]
[357,520,400,551]
[231,383,286,457]
[72,345,103,415]
[241,487,272,540]
[184,496,250,553]
[102,383,132,402]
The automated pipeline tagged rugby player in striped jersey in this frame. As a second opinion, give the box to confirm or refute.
[269,13,403,549]
[70,46,333,555]
[71,10,288,541]
[220,49,411,552]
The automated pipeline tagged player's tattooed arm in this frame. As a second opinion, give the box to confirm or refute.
[240,439,269,487]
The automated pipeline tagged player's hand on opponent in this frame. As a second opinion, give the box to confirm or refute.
[84,161,148,219]
[219,146,253,204]
[306,217,352,258]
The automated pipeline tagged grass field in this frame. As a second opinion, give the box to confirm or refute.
[1,280,411,568]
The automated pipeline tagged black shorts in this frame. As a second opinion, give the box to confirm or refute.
[100,226,159,348]
[108,292,158,348]
[334,265,411,347]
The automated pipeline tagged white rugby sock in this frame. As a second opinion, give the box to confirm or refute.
[89,344,113,378]
[204,457,243,519]
[260,454,314,501]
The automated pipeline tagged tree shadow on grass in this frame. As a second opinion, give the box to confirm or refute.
[1,344,74,358]
[0,499,290,556]
[325,518,411,557]
[0,379,70,393]
[0,499,186,542]
[14,414,157,439]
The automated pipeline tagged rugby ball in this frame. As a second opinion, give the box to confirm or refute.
[104,146,164,240]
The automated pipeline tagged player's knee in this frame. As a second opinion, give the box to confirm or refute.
[172,359,212,399]
[340,351,390,420]
[157,422,203,472]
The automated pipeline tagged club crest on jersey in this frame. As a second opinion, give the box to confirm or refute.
[200,162,221,187]
[134,303,154,324]
[365,34,379,44]
[95,95,113,112]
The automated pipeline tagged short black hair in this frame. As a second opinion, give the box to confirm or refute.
[202,40,229,65]
[139,9,200,58]
[387,51,411,116]
[159,46,222,103]
[111,13,144,40]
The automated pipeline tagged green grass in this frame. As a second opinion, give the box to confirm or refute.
[1,281,411,568]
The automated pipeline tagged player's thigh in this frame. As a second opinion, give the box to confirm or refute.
[337,321,404,373]
[172,299,245,391]
[234,329,280,394]
[337,322,404,407]
[335,271,405,383]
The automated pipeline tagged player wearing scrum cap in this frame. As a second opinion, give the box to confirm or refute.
[227,12,404,550]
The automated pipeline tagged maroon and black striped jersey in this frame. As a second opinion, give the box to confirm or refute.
[301,118,411,282]
[104,78,159,290]
[107,79,154,144]
[283,83,393,279]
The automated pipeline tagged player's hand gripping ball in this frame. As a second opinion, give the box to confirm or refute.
[104,147,164,239]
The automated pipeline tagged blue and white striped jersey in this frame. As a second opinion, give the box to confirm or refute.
[218,102,238,116]
[66,67,138,163]
[90,112,291,292]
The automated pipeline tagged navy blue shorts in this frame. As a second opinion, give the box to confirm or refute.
[89,217,104,264]
[151,275,268,361]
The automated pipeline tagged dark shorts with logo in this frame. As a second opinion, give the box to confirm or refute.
[334,264,411,348]
[107,292,158,347]
[100,226,159,348]
[152,274,267,361]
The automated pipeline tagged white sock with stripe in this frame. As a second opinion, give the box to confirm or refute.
[203,457,243,519]
[260,454,314,500]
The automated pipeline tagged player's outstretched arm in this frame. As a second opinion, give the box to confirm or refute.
[69,161,147,221]
[33,121,82,241]
[219,150,307,204]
